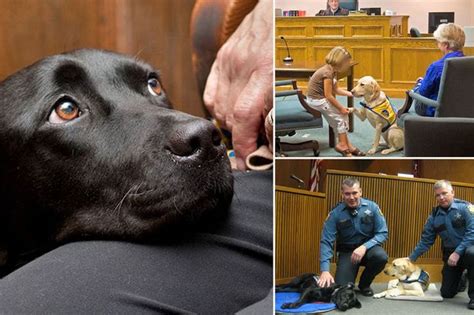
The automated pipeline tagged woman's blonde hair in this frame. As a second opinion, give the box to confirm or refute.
[325,46,351,67]
[434,23,465,51]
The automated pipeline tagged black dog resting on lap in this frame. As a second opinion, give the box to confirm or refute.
[276,273,362,311]
[0,49,234,275]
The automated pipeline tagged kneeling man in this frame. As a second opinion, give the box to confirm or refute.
[409,180,474,310]
[319,178,388,296]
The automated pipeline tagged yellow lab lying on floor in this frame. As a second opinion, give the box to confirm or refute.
[374,258,430,298]
[350,76,404,155]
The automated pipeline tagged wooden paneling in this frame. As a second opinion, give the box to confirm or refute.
[275,160,312,189]
[276,168,474,283]
[390,48,440,84]
[352,47,384,82]
[313,25,344,37]
[277,16,409,38]
[0,0,204,117]
[276,186,327,282]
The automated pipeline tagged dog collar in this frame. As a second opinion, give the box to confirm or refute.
[399,269,429,286]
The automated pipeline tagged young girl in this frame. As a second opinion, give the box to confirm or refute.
[307,46,364,157]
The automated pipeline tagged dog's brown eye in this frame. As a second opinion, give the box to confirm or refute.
[49,100,81,124]
[148,78,162,96]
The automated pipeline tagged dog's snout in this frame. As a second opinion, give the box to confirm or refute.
[167,119,222,158]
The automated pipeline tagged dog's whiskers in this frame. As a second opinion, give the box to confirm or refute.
[114,183,142,220]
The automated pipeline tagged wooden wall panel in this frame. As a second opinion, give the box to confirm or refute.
[276,186,327,282]
[352,47,384,82]
[276,16,408,38]
[313,25,344,37]
[0,0,204,117]
[350,25,384,38]
[275,160,312,189]
[390,48,441,84]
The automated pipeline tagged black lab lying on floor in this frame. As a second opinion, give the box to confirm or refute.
[0,49,234,276]
[276,273,362,311]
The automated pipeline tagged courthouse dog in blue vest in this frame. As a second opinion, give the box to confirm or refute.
[374,258,430,298]
[350,76,404,155]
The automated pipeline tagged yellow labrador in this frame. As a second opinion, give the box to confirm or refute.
[350,76,404,155]
[374,258,430,298]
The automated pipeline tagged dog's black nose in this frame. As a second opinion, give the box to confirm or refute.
[167,119,222,158]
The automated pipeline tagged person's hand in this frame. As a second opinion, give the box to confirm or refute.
[339,107,350,115]
[203,0,272,170]
[448,252,460,266]
[318,271,335,287]
[351,245,367,264]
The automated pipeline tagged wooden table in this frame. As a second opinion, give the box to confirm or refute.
[276,62,357,132]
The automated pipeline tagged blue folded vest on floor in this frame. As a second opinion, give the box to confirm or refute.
[275,292,337,313]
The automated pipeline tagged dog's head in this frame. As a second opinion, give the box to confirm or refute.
[384,258,417,279]
[332,283,361,311]
[0,49,233,264]
[351,76,381,102]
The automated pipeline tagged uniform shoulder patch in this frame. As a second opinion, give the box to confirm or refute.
[468,204,474,215]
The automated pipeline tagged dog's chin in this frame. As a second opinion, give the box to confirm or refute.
[124,162,234,234]
[54,160,234,242]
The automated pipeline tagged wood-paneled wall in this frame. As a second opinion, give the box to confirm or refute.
[276,186,327,282]
[276,160,474,191]
[276,169,474,283]
[0,0,204,117]
[276,16,409,38]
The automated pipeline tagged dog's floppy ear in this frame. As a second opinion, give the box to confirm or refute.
[405,260,416,273]
[370,80,381,100]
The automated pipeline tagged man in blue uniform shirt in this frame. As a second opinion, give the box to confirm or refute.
[409,180,474,310]
[318,178,388,296]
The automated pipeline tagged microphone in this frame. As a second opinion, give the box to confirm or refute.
[290,174,305,188]
[280,36,293,66]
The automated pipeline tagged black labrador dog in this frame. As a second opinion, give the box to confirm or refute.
[0,49,234,275]
[276,273,362,311]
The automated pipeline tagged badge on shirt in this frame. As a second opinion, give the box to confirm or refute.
[364,209,373,216]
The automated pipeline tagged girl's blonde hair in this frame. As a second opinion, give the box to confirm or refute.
[434,23,465,51]
[325,46,351,67]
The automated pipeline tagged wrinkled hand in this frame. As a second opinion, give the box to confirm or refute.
[203,0,273,170]
[318,271,335,287]
[351,245,367,264]
[448,252,460,266]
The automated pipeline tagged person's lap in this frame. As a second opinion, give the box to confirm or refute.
[0,171,273,314]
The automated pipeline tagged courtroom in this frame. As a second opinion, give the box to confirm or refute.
[275,0,474,158]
